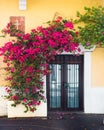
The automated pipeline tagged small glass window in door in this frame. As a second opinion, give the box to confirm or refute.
[67,64,79,108]
[49,64,61,108]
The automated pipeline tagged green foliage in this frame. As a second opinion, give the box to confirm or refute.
[74,6,104,48]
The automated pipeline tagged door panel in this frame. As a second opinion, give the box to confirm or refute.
[49,64,62,108]
[67,64,79,109]
[47,55,84,111]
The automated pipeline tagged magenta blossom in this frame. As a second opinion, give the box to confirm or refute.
[5,87,10,93]
[26,78,31,83]
[64,21,74,30]
[11,67,15,73]
[24,88,29,93]
[0,16,80,113]
[12,95,18,100]
[23,98,27,102]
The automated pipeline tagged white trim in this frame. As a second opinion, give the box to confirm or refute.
[84,52,92,113]
[80,45,96,52]
[60,45,96,55]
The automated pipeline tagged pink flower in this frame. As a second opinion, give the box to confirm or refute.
[5,87,10,93]
[37,101,41,105]
[5,42,13,49]
[64,21,74,30]
[30,108,35,112]
[76,31,79,35]
[7,63,10,66]
[78,48,81,52]
[27,103,31,106]
[11,67,14,73]
[23,33,30,40]
[86,42,91,46]
[26,78,31,83]
[23,98,27,102]
[32,100,37,105]
[19,56,26,63]
[53,32,62,39]
[37,26,43,31]
[6,23,11,28]
[34,48,40,54]
[25,48,35,55]
[31,29,37,33]
[33,42,40,46]
[26,66,33,73]
[69,43,78,51]
[48,40,57,48]
[12,95,18,100]
[43,63,48,67]
[98,42,101,46]
[16,33,23,37]
[32,87,40,93]
[24,88,29,93]
[6,76,12,81]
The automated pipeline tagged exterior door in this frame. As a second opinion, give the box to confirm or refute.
[47,55,84,111]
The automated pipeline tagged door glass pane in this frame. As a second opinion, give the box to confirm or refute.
[49,64,61,108]
[67,64,79,108]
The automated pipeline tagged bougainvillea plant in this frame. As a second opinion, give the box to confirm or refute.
[0,16,80,112]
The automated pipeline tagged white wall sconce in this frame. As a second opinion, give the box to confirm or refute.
[19,0,27,10]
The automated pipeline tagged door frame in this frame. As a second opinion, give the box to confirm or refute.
[46,54,84,112]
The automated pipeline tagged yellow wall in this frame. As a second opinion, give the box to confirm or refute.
[92,48,104,87]
[0,0,102,33]
[0,0,103,86]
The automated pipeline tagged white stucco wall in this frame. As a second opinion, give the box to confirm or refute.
[0,76,47,117]
[0,87,8,116]
[7,76,47,118]
[84,51,104,113]
[8,101,47,118]
[84,86,104,113]
[0,86,47,118]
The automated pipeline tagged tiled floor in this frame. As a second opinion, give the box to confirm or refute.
[0,112,104,130]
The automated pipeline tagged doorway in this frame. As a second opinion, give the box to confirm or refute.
[47,55,84,111]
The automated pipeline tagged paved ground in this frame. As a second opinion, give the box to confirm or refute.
[0,112,104,130]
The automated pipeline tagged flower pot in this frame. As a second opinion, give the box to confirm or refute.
[7,101,47,118]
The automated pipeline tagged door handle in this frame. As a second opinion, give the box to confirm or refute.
[63,83,68,88]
